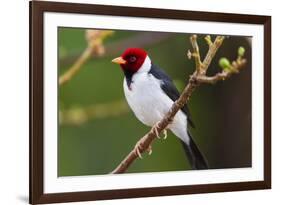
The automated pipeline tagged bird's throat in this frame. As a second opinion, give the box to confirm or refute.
[124,70,134,90]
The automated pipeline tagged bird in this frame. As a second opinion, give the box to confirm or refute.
[112,48,208,170]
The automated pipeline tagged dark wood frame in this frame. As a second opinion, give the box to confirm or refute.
[30,0,271,204]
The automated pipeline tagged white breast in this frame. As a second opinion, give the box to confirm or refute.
[123,59,190,144]
[124,72,170,126]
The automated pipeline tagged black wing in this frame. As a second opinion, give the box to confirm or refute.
[149,64,195,128]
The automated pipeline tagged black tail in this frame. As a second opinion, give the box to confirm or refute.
[181,132,208,170]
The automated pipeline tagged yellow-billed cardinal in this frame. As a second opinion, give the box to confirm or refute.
[112,48,208,169]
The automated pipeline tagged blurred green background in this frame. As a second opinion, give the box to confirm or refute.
[58,28,252,176]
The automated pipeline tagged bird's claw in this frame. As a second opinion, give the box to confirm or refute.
[147,145,153,155]
[153,122,168,140]
[134,141,143,159]
[134,139,153,159]
[134,122,168,159]
[163,129,168,140]
[153,122,161,139]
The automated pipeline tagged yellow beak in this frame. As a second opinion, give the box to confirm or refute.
[112,56,126,64]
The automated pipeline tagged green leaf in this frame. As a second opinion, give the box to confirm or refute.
[238,46,245,57]
[219,57,231,70]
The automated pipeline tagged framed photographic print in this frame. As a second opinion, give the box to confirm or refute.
[30,0,271,204]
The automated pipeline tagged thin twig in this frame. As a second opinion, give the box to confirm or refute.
[59,47,92,85]
[59,100,129,125]
[59,30,113,86]
[190,35,202,71]
[201,36,224,74]
[197,59,247,84]
[111,35,247,174]
[59,32,173,67]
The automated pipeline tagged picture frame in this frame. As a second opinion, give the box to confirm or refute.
[30,0,271,204]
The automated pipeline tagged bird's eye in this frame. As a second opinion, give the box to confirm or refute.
[129,56,137,62]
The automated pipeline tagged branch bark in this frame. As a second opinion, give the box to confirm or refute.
[111,35,247,174]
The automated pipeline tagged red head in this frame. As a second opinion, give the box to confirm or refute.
[112,48,148,74]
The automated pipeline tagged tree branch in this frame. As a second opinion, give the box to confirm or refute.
[59,100,129,126]
[111,35,247,174]
[59,30,113,86]
[59,32,174,67]
[188,35,202,71]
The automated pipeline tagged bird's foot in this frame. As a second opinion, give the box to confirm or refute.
[134,138,153,159]
[163,129,168,140]
[152,122,168,140]
[152,122,161,139]
[147,144,153,155]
